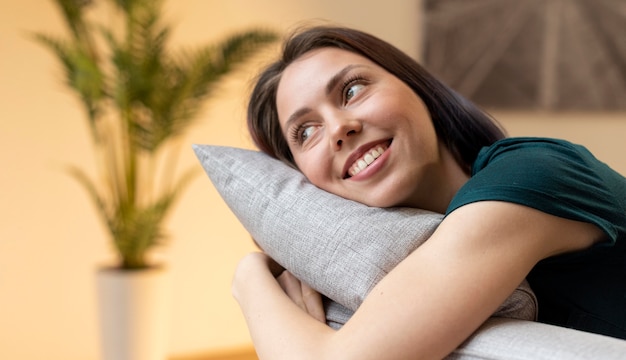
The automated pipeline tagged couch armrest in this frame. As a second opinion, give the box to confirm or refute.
[449,317,626,360]
[325,300,626,359]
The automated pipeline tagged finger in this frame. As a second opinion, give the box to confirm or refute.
[301,282,326,323]
[276,271,306,310]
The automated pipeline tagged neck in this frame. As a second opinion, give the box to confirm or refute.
[402,146,470,214]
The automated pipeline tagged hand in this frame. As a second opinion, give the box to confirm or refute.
[232,252,283,299]
[276,270,326,323]
[232,252,326,324]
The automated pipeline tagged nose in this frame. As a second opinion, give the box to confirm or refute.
[329,115,362,151]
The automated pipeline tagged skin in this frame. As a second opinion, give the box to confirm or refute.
[232,48,605,359]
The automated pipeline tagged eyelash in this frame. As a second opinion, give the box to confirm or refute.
[341,74,367,103]
[289,124,304,144]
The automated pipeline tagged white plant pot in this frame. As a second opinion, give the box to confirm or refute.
[97,267,170,360]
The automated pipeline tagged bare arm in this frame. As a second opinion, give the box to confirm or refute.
[233,201,604,360]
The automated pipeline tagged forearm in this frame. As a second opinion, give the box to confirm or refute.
[231,248,500,360]
[232,253,336,359]
[231,202,594,359]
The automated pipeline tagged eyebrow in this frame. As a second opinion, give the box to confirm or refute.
[284,64,367,130]
[325,64,362,95]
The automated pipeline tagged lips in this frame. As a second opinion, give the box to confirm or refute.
[343,139,392,179]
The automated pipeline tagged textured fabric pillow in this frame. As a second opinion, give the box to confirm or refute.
[193,145,537,323]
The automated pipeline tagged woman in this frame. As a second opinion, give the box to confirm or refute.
[234,26,626,359]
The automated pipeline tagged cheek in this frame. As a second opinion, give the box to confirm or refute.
[294,152,331,189]
[298,161,324,187]
[365,93,408,124]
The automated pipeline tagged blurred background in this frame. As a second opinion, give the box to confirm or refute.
[1,0,624,359]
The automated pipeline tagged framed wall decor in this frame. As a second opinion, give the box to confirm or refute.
[422,0,626,111]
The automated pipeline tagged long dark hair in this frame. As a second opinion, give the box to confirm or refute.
[247,26,506,172]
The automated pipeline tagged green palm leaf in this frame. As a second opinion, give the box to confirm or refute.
[33,0,278,269]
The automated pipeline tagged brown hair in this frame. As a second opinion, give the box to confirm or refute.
[247,26,505,172]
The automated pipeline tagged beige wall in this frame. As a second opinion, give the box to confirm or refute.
[495,111,626,175]
[1,1,624,359]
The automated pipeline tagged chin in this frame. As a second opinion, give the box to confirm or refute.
[359,196,400,208]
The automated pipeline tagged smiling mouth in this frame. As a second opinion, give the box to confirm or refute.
[344,140,392,178]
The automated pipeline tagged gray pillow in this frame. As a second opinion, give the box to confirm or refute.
[193,145,537,325]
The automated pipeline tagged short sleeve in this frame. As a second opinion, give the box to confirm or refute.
[446,138,626,245]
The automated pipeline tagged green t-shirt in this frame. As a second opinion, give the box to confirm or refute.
[446,137,626,339]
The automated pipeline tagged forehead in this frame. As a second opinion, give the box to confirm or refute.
[276,48,377,121]
[280,48,373,86]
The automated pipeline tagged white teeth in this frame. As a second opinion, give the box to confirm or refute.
[348,145,386,177]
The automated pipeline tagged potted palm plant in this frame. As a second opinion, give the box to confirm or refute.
[32,0,277,358]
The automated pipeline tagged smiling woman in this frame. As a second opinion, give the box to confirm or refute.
[235,26,626,359]
[276,47,448,209]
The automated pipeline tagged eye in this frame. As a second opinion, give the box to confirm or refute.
[300,125,316,143]
[345,83,365,103]
[342,75,367,104]
[289,123,318,145]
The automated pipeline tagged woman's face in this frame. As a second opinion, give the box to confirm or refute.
[276,47,450,208]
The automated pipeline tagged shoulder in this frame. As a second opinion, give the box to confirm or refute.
[447,137,626,245]
[472,137,593,173]
[451,137,604,208]
[466,137,602,198]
